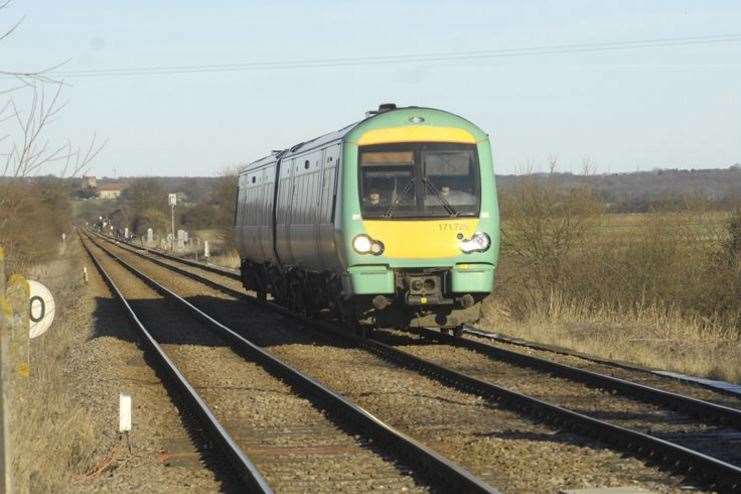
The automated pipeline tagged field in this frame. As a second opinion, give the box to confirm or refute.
[483,194,741,383]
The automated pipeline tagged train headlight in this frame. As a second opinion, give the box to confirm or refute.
[353,234,373,254]
[370,240,385,256]
[353,234,385,256]
[460,232,490,253]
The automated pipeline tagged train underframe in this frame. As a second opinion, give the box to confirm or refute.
[240,260,486,335]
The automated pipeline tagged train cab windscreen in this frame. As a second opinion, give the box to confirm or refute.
[359,143,480,218]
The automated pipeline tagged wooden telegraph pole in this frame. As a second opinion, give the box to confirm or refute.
[0,246,31,494]
[0,245,7,494]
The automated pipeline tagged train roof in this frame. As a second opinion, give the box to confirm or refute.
[239,105,485,173]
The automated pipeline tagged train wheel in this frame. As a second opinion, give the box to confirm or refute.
[357,324,373,339]
[452,325,464,338]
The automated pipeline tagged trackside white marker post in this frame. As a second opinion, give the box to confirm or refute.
[119,393,132,453]
[204,241,210,259]
[168,193,177,254]
[119,393,132,432]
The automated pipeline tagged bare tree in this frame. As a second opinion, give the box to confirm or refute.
[2,84,104,178]
[581,156,597,176]
[0,84,106,212]
[0,2,106,269]
[1,2,105,179]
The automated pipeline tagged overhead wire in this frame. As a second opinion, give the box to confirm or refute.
[36,33,741,79]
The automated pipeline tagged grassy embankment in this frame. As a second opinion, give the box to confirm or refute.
[482,178,741,382]
[10,240,103,491]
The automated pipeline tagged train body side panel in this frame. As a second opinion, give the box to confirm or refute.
[275,141,343,272]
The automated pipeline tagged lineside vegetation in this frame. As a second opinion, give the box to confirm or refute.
[485,170,741,381]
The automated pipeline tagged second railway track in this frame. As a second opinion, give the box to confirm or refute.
[87,231,741,492]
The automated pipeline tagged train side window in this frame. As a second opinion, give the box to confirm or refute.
[251,176,256,184]
[304,160,310,170]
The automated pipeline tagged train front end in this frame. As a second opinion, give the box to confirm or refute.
[339,106,499,331]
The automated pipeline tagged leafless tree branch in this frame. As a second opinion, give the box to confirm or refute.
[1,2,66,87]
[1,83,105,179]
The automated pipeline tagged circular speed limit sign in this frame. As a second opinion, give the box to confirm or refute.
[28,280,55,339]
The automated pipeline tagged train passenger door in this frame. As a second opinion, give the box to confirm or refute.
[275,158,296,265]
[236,172,248,256]
[291,151,321,269]
[259,164,276,261]
[308,148,323,270]
[317,145,340,271]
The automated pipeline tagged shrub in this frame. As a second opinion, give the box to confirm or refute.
[497,174,601,317]
[181,204,219,230]
[0,179,74,273]
[495,177,741,335]
[131,208,169,236]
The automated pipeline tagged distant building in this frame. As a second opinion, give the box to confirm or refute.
[97,182,127,200]
[81,175,97,189]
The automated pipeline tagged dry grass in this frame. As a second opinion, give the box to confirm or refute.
[482,294,741,383]
[10,240,99,492]
[208,250,240,269]
[167,229,240,268]
[489,175,741,383]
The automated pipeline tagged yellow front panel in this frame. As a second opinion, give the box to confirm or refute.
[356,126,477,146]
[362,219,479,259]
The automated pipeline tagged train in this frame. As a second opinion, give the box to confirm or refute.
[235,104,499,335]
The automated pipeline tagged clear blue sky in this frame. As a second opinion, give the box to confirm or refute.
[3,1,740,176]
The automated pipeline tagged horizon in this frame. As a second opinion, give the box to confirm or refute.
[24,163,740,181]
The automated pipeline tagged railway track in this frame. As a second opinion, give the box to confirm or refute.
[81,235,498,493]
[88,232,741,492]
[369,327,741,459]
[392,326,741,428]
[461,325,741,399]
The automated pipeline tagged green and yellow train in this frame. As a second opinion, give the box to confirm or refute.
[235,104,499,335]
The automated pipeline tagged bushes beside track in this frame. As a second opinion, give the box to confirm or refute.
[488,175,741,381]
[0,178,74,273]
[495,174,741,333]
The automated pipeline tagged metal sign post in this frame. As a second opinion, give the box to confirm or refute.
[168,193,177,253]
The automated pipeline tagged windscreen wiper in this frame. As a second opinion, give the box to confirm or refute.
[422,178,459,216]
[384,177,416,218]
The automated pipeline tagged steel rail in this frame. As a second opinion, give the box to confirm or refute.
[89,231,741,491]
[80,237,273,493]
[115,235,241,280]
[84,233,499,494]
[407,326,741,427]
[463,325,741,399]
